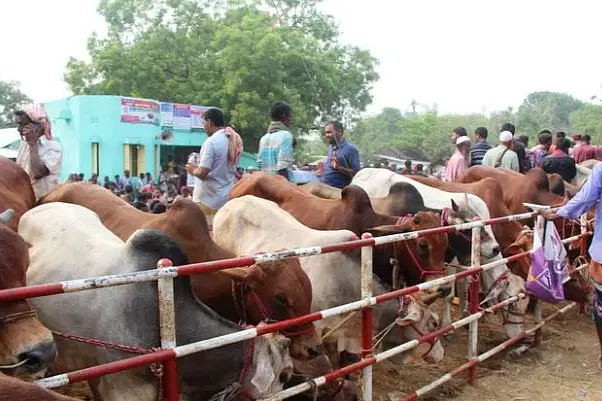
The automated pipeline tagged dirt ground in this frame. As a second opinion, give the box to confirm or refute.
[53,302,601,401]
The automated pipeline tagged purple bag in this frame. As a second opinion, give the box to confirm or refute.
[526,221,570,302]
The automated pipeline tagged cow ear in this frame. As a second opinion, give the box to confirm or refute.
[366,225,409,237]
[219,265,267,288]
[503,235,530,256]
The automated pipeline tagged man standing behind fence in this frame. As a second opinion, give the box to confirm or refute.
[543,163,602,369]
[186,108,241,224]
[257,102,295,180]
[322,121,360,189]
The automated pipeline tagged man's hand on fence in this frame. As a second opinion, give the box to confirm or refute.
[541,210,559,220]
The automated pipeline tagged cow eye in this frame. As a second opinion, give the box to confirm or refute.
[275,294,289,306]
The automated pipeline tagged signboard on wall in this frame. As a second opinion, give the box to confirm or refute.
[160,102,174,126]
[190,105,208,129]
[121,98,159,124]
[157,102,211,129]
[173,103,192,130]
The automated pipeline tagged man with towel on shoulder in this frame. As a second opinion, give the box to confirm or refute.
[13,104,63,201]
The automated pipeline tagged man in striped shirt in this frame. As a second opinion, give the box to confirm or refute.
[468,127,492,167]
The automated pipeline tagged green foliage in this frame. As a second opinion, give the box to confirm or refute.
[64,0,378,152]
[347,91,595,165]
[569,104,602,142]
[0,81,32,129]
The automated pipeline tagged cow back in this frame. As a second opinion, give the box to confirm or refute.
[0,157,36,231]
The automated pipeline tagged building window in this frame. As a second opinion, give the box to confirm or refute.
[123,144,145,176]
[91,143,99,176]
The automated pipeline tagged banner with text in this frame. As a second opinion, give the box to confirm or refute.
[160,102,174,127]
[121,98,159,124]
[173,103,192,130]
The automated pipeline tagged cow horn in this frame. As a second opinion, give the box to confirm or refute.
[0,209,14,225]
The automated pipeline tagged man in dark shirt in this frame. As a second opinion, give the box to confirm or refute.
[501,122,530,173]
[322,121,361,189]
[539,138,577,182]
[469,127,492,166]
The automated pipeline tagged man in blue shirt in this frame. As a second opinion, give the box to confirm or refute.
[544,162,602,368]
[468,127,492,166]
[321,121,360,189]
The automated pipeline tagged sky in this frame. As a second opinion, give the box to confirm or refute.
[1,0,601,116]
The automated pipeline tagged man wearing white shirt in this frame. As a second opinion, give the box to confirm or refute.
[185,108,237,224]
[14,104,62,201]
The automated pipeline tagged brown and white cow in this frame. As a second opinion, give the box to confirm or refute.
[230,172,449,289]
[436,168,587,303]
[213,195,447,367]
[457,166,566,214]
[40,183,319,363]
[0,157,57,380]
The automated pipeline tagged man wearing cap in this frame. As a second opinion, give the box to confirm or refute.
[13,104,63,201]
[445,136,471,181]
[481,131,520,171]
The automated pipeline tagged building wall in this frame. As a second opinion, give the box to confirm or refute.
[43,95,259,182]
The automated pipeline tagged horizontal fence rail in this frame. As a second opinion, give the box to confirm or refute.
[0,206,589,401]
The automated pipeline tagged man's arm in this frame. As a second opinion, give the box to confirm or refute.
[29,142,51,179]
[337,147,361,178]
[553,164,602,219]
[187,141,214,179]
[276,132,294,170]
[510,153,520,172]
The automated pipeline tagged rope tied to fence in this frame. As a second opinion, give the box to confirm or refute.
[51,330,165,400]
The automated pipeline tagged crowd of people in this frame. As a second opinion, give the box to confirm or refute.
[444,123,599,182]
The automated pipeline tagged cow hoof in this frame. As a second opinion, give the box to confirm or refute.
[507,344,531,359]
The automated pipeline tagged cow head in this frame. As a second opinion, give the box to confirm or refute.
[244,330,294,398]
[503,227,533,278]
[0,218,57,380]
[442,196,501,261]
[219,258,320,362]
[383,292,445,364]
[366,212,448,286]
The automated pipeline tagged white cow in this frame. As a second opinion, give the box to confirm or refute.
[20,203,294,401]
[352,168,528,339]
[573,163,593,187]
[213,195,446,365]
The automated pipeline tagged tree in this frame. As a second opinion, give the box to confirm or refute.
[516,91,584,136]
[0,81,31,128]
[570,104,602,143]
[64,0,378,152]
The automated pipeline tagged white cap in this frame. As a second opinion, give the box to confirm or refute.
[456,136,471,145]
[499,131,514,142]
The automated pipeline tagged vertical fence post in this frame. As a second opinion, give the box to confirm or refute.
[533,214,545,346]
[157,258,180,401]
[360,233,374,401]
[467,226,481,385]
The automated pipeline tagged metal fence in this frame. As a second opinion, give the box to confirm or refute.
[0,206,592,401]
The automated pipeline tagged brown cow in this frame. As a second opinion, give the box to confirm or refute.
[300,181,426,216]
[230,172,449,288]
[0,375,78,401]
[457,166,566,214]
[0,158,57,381]
[444,171,587,304]
[40,183,318,360]
[0,157,36,232]
[409,175,532,262]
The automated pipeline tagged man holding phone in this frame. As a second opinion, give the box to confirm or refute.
[322,121,360,189]
[13,104,63,201]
